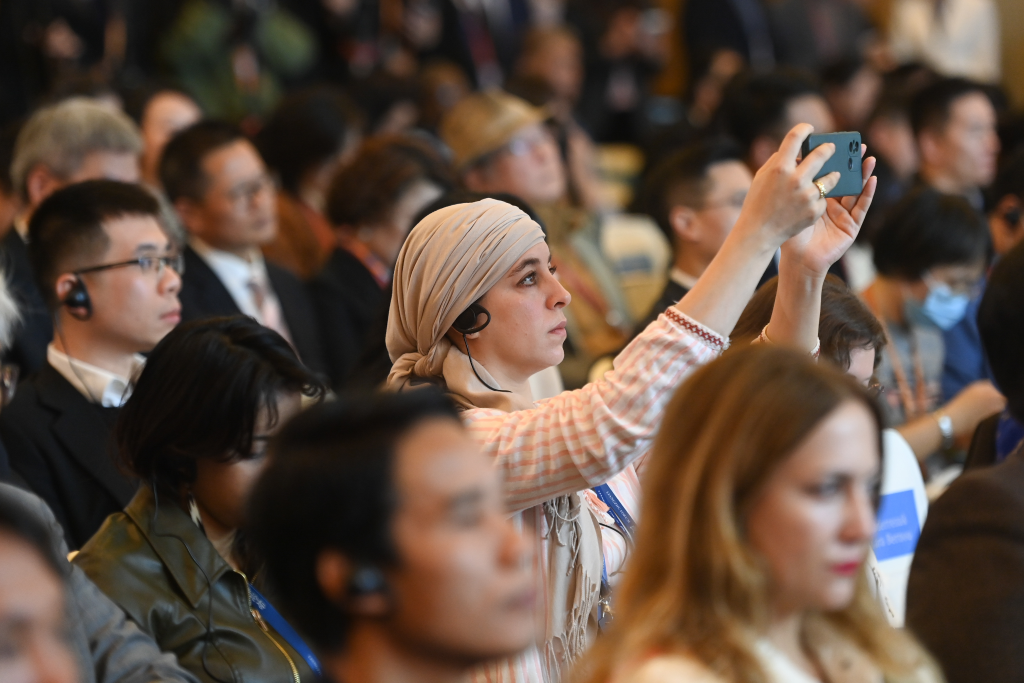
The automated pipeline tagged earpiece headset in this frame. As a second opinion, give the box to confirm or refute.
[451,302,511,394]
[62,276,92,320]
[1004,207,1021,228]
[348,564,388,597]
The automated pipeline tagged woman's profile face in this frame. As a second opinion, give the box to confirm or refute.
[471,241,571,381]
[745,400,880,616]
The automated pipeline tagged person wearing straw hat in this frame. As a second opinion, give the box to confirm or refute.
[387,122,877,683]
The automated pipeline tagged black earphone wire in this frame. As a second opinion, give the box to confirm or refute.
[462,332,511,394]
[52,315,103,407]
[151,483,236,683]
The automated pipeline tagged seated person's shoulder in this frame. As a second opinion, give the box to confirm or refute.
[73,508,151,585]
[616,654,725,683]
[927,451,1024,527]
[0,374,52,425]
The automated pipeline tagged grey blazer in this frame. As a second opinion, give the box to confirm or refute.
[0,482,200,683]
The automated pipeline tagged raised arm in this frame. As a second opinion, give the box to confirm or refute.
[467,310,725,512]
[766,145,877,351]
[675,124,841,337]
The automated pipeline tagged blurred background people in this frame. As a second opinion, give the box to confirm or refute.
[248,391,537,683]
[255,85,364,280]
[889,0,1001,84]
[720,69,835,175]
[124,86,203,190]
[312,133,452,390]
[911,77,999,208]
[74,316,325,683]
[861,187,1004,478]
[633,138,752,333]
[161,120,326,374]
[905,239,1024,683]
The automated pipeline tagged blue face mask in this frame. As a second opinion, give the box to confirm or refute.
[907,281,971,330]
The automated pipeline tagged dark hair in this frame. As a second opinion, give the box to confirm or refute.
[0,493,64,576]
[731,275,887,372]
[978,240,1024,421]
[160,120,244,202]
[246,389,461,652]
[866,88,911,128]
[719,69,821,153]
[638,137,744,242]
[871,186,990,279]
[255,87,363,195]
[117,316,326,491]
[346,74,419,133]
[910,77,991,138]
[325,134,453,229]
[821,56,866,90]
[28,179,161,310]
[989,148,1024,208]
[413,189,548,235]
[0,119,24,196]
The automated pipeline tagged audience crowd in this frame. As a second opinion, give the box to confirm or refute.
[0,1,1022,682]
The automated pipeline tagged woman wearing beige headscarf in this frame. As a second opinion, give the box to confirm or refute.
[387,124,878,683]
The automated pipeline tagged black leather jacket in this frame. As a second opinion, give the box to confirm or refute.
[75,485,314,683]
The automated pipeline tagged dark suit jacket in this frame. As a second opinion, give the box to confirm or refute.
[634,280,690,339]
[964,413,1000,472]
[0,363,134,549]
[308,248,390,390]
[0,228,53,376]
[632,261,780,341]
[178,246,326,375]
[905,446,1024,683]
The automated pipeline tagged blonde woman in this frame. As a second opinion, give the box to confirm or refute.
[386,124,877,682]
[576,345,940,683]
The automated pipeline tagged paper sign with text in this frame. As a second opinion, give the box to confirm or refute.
[873,489,921,561]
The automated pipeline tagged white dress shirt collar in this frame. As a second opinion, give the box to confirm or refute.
[669,267,700,291]
[13,213,29,242]
[47,344,145,408]
[189,237,270,322]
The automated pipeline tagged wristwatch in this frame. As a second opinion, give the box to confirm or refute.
[934,412,954,450]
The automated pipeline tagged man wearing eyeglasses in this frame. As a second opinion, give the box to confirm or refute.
[631,138,752,336]
[160,121,325,375]
[0,180,182,549]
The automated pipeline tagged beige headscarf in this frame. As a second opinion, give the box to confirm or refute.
[386,198,546,411]
[386,198,604,678]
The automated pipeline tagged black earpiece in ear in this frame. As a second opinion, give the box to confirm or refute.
[1005,208,1021,228]
[62,276,92,320]
[348,565,387,597]
[452,303,491,335]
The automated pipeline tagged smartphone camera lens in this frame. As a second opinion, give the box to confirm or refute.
[848,157,854,170]
[849,140,856,153]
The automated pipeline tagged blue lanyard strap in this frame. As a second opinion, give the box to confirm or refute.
[592,484,636,542]
[249,584,322,676]
[594,483,635,631]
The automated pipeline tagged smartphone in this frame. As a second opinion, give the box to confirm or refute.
[801,131,862,197]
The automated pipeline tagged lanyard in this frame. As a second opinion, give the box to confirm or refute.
[249,584,322,676]
[592,484,636,542]
[593,484,636,630]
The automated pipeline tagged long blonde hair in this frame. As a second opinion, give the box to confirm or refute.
[575,345,935,683]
